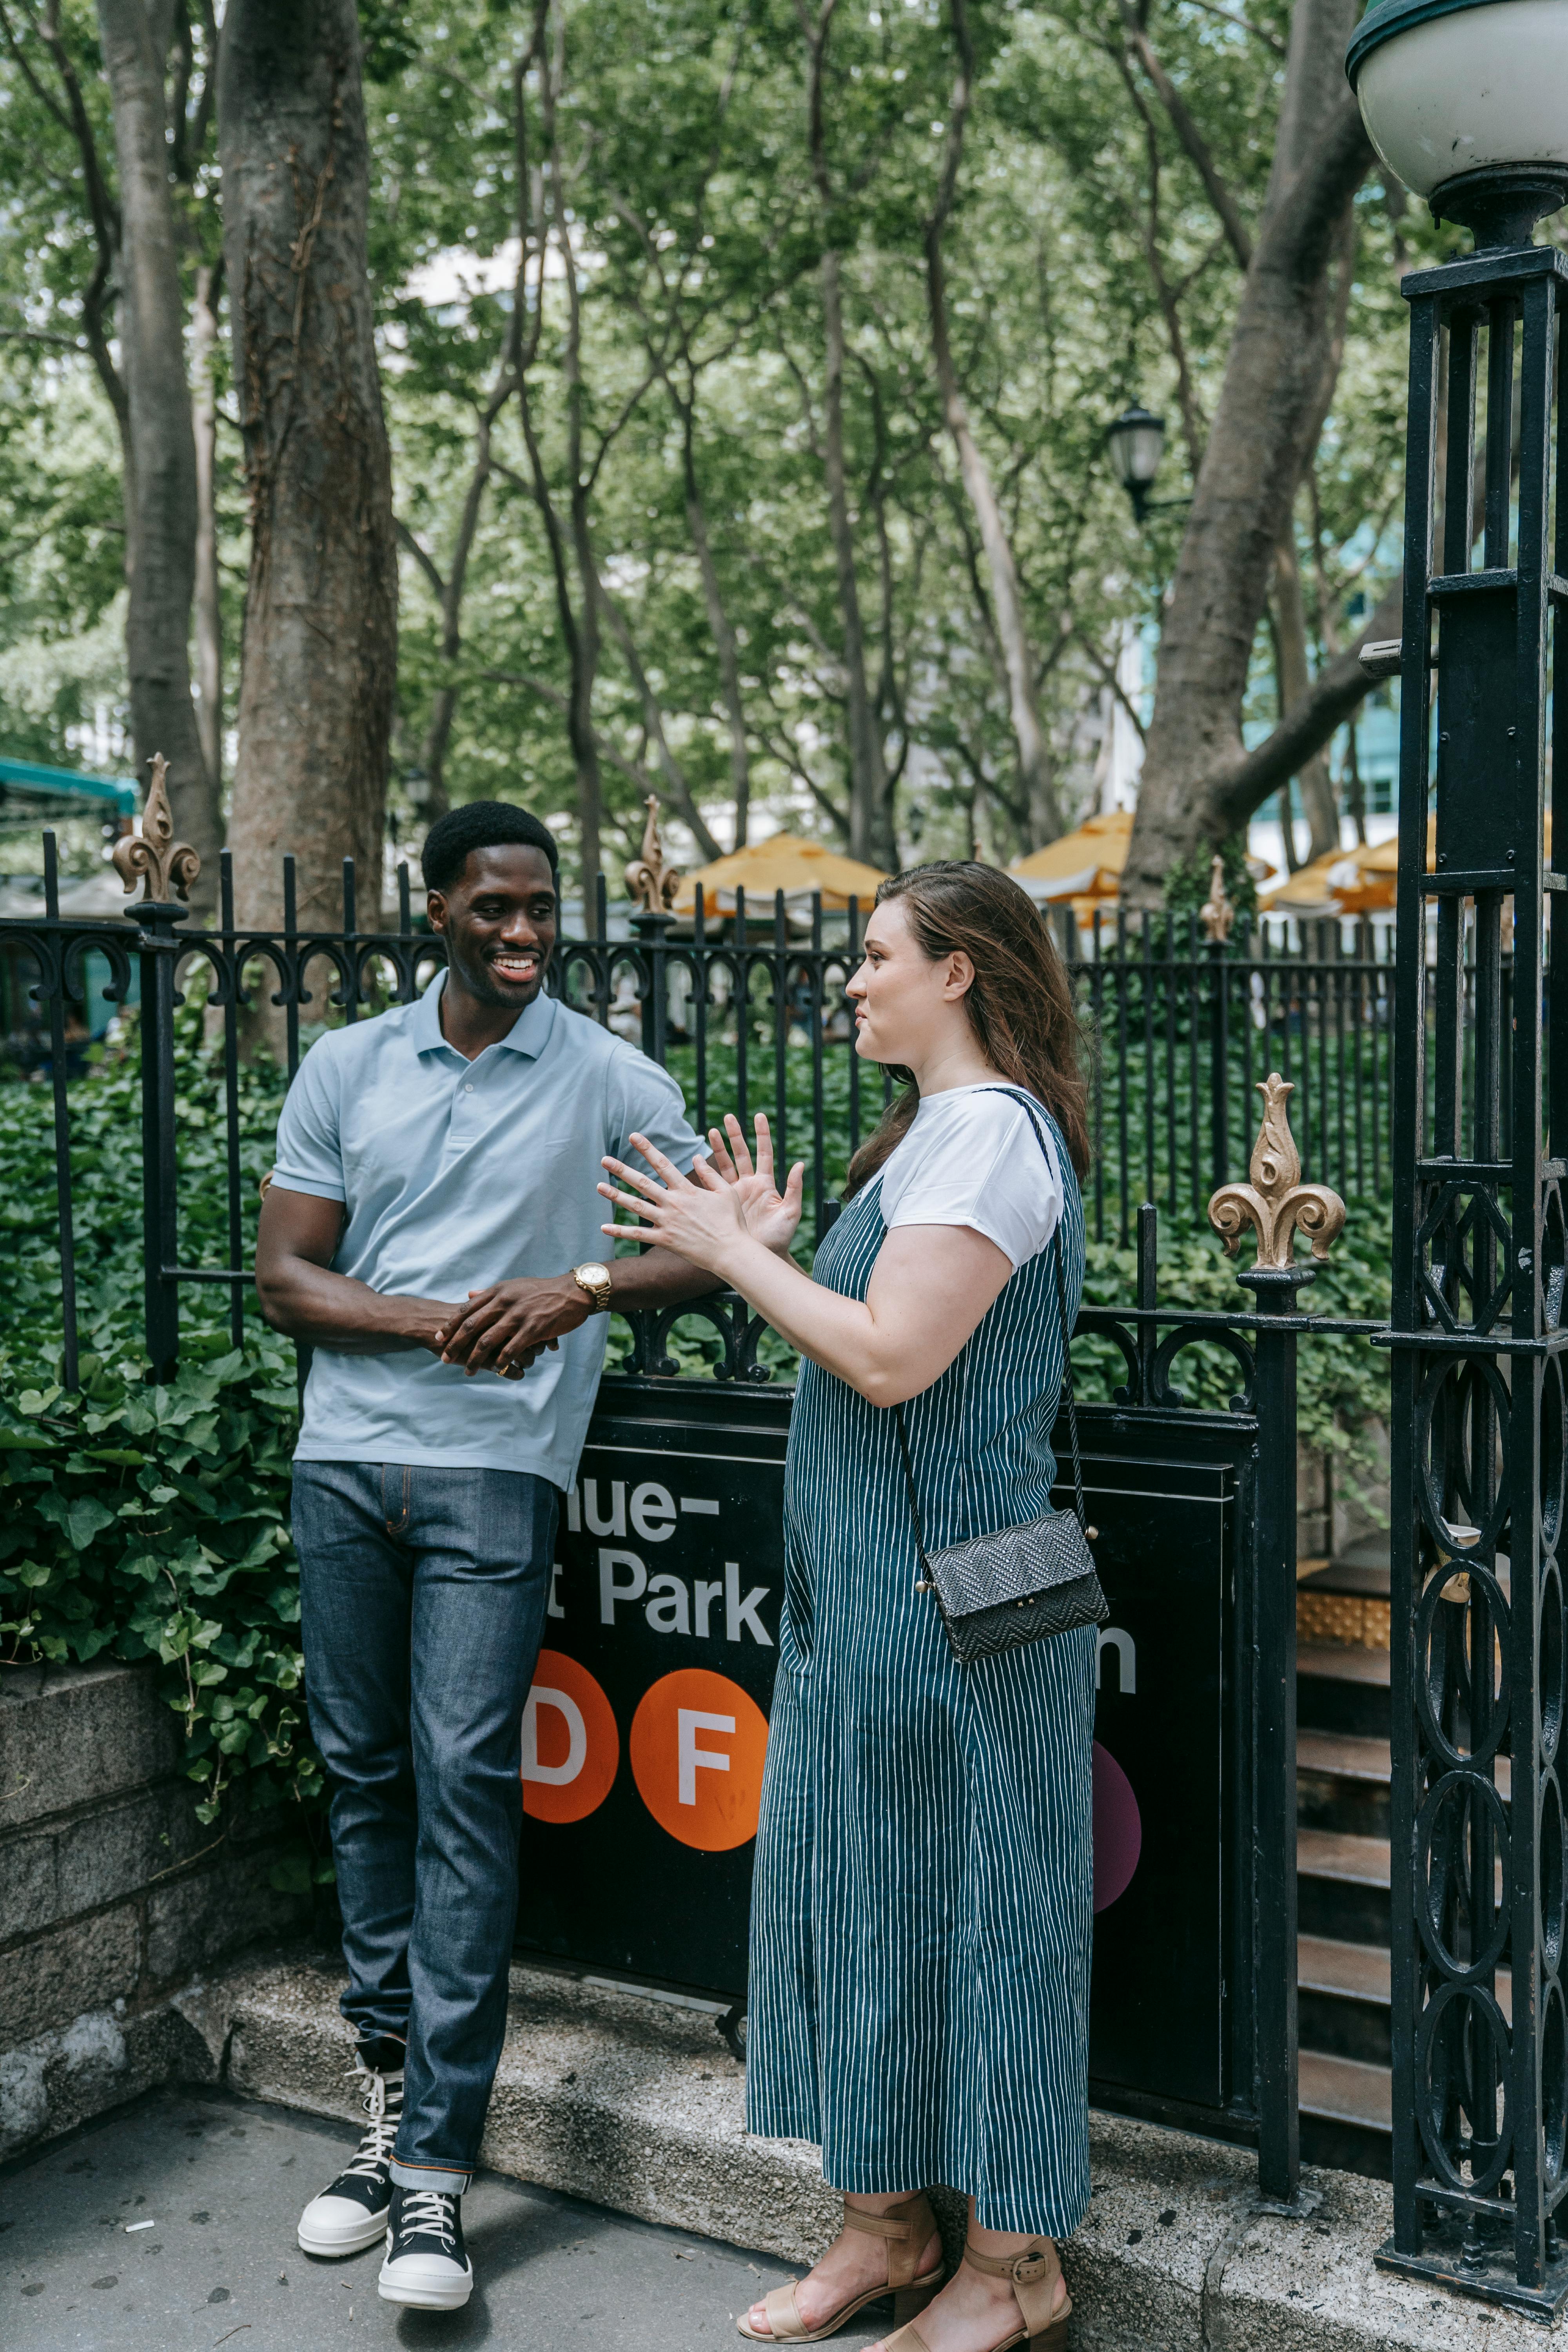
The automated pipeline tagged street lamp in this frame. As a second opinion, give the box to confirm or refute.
[1105,403,1168,524]
[1347,0,1568,2316]
[1347,0,1568,247]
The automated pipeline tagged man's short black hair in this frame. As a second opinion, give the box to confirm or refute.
[420,801,561,897]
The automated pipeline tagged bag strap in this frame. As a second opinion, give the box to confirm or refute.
[892,1400,935,1583]
[890,1086,1088,1569]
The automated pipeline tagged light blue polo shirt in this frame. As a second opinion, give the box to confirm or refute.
[270,975,703,1483]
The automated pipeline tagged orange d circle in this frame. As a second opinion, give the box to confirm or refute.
[521,1650,620,1825]
[629,1669,769,1853]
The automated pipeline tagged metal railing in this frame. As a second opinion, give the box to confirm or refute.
[0,848,1504,1389]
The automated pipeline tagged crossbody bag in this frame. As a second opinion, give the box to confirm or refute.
[891,1086,1109,1664]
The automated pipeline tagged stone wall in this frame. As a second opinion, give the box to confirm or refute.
[0,1659,310,2157]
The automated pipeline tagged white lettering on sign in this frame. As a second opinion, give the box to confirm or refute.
[1097,1627,1136,1694]
[645,1573,690,1635]
[679,1496,719,1516]
[677,1709,735,1806]
[522,1688,587,1787]
[565,1486,581,1533]
[584,1479,627,1538]
[725,1561,773,1647]
[575,1524,773,1645]
[547,1563,565,1621]
[630,1483,677,1543]
[599,1547,647,1623]
[694,1578,724,1638]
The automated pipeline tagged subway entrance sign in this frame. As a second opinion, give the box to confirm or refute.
[516,1379,1254,2132]
[517,1382,787,1995]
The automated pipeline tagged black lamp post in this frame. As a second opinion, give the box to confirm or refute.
[1106,402,1168,524]
[1347,0,1568,2314]
[1107,400,1196,526]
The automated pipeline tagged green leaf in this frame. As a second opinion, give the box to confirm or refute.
[268,1853,313,1895]
[65,1497,117,1550]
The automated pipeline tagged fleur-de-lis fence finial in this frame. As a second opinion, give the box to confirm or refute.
[624,794,681,913]
[1207,1073,1346,1270]
[111,754,201,906]
[1199,852,1236,944]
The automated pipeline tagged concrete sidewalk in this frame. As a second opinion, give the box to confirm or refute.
[9,1949,1564,2350]
[0,2086,891,2352]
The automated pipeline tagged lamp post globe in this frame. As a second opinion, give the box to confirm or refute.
[1106,403,1167,525]
[1346,0,1568,247]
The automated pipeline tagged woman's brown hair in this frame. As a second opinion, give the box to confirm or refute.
[841,860,1090,1198]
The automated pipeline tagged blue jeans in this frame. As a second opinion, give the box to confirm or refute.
[293,1460,557,2191]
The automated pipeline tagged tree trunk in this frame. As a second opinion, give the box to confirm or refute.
[924,0,1060,848]
[217,0,396,935]
[795,2,891,866]
[677,392,751,848]
[96,0,221,904]
[1272,534,1339,862]
[191,260,223,797]
[1122,0,1370,907]
[416,396,505,824]
[820,248,891,867]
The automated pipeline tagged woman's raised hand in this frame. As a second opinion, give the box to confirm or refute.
[599,1135,746,1272]
[701,1113,803,1256]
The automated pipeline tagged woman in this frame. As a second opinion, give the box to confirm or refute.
[599,863,1093,2352]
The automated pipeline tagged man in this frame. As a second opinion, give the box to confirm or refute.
[256,802,717,2312]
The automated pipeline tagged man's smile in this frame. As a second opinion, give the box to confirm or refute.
[489,949,542,985]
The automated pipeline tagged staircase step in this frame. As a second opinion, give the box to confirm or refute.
[1300,1548,1390,1601]
[1297,1935,1512,2022]
[1300,2047,1392,2127]
[1297,1731,1389,1783]
[1298,1826,1390,1944]
[1299,1932,1389,2003]
[1299,1934,1390,2065]
[1297,1731,1391,1838]
[1299,2051,1393,2179]
[1298,1643,1391,1739]
[1298,1564,1391,1651]
[1295,1731,1508,1808]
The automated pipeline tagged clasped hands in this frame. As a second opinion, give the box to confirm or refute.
[431,1113,802,1380]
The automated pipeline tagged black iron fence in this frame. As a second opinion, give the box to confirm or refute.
[0,851,1411,1379]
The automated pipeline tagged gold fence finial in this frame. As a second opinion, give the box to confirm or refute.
[111,755,201,905]
[1199,852,1235,945]
[1207,1073,1347,1270]
[624,794,681,913]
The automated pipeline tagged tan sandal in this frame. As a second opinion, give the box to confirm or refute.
[880,2236,1072,2352]
[735,2191,945,2342]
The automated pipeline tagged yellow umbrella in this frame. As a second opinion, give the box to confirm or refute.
[1013,811,1134,902]
[1338,815,1554,912]
[1334,819,1435,913]
[1015,812,1275,915]
[1260,848,1363,913]
[673,833,889,914]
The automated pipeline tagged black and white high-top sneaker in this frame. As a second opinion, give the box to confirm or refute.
[377,2185,474,2310]
[296,2043,404,2257]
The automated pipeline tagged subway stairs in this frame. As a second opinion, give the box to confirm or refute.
[1295,1539,1399,2178]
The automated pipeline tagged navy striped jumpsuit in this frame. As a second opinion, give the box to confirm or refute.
[744,1116,1095,2238]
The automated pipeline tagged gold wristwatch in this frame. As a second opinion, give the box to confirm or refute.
[570,1261,614,1314]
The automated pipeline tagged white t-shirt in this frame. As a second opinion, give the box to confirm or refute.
[878,1083,1063,1268]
